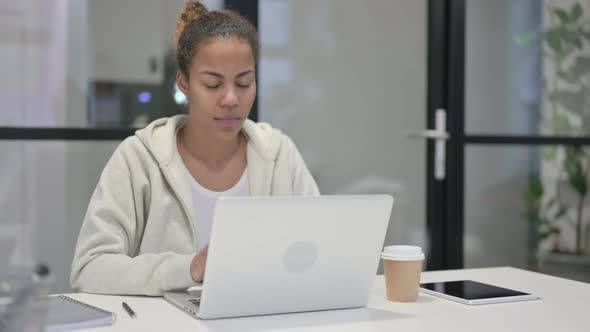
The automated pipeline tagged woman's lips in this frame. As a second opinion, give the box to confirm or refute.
[214,117,241,127]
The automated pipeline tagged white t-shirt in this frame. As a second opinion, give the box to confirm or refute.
[183,165,249,252]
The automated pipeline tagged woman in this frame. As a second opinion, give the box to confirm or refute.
[70,1,319,296]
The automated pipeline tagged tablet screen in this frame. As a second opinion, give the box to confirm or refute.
[420,280,531,300]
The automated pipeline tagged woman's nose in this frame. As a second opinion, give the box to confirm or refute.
[220,86,239,108]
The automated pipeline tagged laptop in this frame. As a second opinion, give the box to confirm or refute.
[164,195,393,320]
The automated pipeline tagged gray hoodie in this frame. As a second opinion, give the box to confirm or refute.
[70,115,319,295]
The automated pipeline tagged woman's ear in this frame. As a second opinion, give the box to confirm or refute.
[176,70,189,96]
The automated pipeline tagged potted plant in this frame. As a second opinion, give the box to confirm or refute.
[522,2,590,277]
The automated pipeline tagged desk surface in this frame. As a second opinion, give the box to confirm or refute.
[66,267,589,332]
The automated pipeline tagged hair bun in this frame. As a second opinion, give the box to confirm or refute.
[174,1,208,47]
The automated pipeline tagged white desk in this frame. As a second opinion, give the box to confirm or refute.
[66,267,589,332]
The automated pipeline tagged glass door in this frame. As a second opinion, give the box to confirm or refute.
[258,0,447,270]
[445,0,590,282]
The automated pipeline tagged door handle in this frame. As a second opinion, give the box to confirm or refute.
[407,109,449,180]
[408,129,449,140]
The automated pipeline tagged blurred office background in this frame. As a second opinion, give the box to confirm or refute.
[1,0,589,294]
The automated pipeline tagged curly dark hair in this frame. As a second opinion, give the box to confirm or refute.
[174,1,259,78]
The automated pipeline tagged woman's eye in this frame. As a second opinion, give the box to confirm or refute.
[236,83,251,88]
[205,84,221,89]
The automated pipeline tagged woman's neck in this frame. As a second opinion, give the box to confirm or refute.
[177,121,243,168]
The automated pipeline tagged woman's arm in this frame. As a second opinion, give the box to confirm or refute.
[70,143,195,296]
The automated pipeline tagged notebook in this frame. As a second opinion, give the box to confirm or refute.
[45,295,116,332]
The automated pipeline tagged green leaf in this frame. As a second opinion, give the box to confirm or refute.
[561,29,583,49]
[569,174,588,195]
[554,8,571,23]
[523,177,543,215]
[563,151,579,176]
[571,3,583,22]
[538,228,557,239]
[528,177,544,199]
[538,222,561,239]
[523,191,542,208]
[554,206,568,219]
[546,28,564,53]
[563,147,587,196]
[522,191,534,204]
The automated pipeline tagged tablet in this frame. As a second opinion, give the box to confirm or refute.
[419,280,540,305]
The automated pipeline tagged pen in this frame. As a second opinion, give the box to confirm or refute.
[122,302,136,319]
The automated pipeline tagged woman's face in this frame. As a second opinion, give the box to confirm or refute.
[178,37,256,141]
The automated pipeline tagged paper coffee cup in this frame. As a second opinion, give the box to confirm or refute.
[381,245,424,302]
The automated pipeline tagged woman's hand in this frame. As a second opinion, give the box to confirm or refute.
[190,245,209,283]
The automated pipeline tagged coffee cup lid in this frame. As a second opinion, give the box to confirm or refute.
[381,245,425,261]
